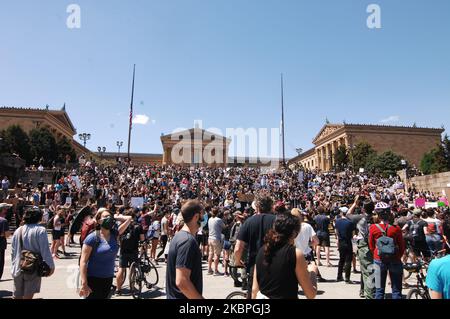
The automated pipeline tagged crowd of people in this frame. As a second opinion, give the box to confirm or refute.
[0,159,449,300]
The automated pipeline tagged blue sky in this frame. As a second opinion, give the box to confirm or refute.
[1,0,450,158]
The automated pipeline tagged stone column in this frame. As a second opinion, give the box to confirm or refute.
[330,141,336,168]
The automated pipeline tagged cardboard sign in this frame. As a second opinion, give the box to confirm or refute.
[131,197,144,208]
[237,193,255,203]
[415,198,426,208]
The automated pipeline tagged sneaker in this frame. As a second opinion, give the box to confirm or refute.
[336,277,344,282]
[207,270,214,275]
[353,269,361,274]
[116,290,122,296]
[225,272,230,277]
[234,281,243,288]
[214,271,224,276]
[359,291,365,298]
[318,277,327,283]
[345,280,355,285]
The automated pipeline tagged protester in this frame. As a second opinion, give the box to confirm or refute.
[207,208,225,276]
[369,202,405,299]
[335,207,355,283]
[426,253,450,299]
[0,203,12,280]
[78,208,132,299]
[234,192,276,298]
[166,200,204,299]
[252,212,318,299]
[11,207,55,299]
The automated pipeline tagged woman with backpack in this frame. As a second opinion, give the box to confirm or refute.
[11,207,55,299]
[78,208,132,299]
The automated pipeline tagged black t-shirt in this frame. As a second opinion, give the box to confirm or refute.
[236,213,276,268]
[256,244,298,299]
[166,230,203,299]
[314,214,330,236]
[335,217,355,245]
[120,224,143,254]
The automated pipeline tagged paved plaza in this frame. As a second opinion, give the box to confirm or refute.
[0,233,417,299]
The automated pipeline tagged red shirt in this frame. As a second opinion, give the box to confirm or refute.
[369,223,405,262]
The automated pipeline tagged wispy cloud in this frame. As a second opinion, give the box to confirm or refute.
[380,115,400,124]
[132,114,150,125]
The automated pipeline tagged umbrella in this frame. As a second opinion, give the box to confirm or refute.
[69,206,92,235]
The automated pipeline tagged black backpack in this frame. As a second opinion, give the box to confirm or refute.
[410,220,423,241]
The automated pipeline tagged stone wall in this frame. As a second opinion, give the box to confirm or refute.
[354,132,441,167]
[406,171,450,197]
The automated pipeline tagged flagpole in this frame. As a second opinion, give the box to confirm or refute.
[281,73,286,167]
[127,64,136,163]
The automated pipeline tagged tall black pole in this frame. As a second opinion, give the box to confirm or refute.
[281,73,286,166]
[127,64,136,162]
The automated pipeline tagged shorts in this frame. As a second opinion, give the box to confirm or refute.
[119,253,138,268]
[223,240,232,251]
[13,271,42,298]
[317,233,330,247]
[208,239,223,257]
[52,230,62,241]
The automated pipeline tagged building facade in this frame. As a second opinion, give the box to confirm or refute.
[289,123,444,171]
[160,128,230,167]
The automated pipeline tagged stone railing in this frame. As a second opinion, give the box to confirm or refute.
[400,171,450,197]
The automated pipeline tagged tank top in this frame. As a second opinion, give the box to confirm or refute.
[255,243,298,299]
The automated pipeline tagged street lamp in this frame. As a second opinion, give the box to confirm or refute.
[295,148,303,156]
[116,141,123,156]
[78,133,91,148]
[97,146,106,160]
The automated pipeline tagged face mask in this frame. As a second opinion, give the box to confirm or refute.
[101,216,115,230]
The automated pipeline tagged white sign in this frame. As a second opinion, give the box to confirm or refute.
[359,168,365,173]
[65,197,72,205]
[425,202,438,209]
[131,197,144,208]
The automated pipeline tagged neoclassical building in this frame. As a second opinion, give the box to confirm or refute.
[288,123,444,171]
[160,128,231,167]
[0,106,91,156]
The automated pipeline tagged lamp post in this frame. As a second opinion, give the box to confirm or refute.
[98,146,106,160]
[116,141,123,156]
[78,133,91,148]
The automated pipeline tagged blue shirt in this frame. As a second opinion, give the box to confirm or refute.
[426,255,450,299]
[84,230,119,278]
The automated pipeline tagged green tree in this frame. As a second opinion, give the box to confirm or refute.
[420,146,448,175]
[443,134,450,169]
[367,151,403,177]
[2,125,32,162]
[350,142,377,170]
[334,145,349,171]
[56,136,77,164]
[29,127,57,166]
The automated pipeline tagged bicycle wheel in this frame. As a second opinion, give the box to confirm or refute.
[144,259,159,288]
[407,288,426,299]
[129,262,143,299]
[226,291,247,299]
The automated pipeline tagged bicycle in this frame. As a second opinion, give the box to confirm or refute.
[404,261,430,299]
[226,265,248,299]
[404,249,447,299]
[129,240,160,299]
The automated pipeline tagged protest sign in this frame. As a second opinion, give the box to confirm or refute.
[131,197,144,208]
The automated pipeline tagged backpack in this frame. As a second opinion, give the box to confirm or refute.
[410,220,423,241]
[80,219,96,245]
[375,224,397,262]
